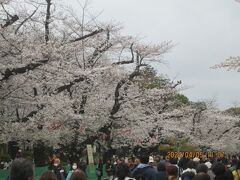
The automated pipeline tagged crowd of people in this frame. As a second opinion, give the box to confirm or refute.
[5,157,87,180]
[102,154,240,180]
[2,152,240,180]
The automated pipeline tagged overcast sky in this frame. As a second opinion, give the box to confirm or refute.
[68,0,240,110]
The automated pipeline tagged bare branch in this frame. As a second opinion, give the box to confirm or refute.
[89,29,112,67]
[68,29,104,43]
[15,6,40,34]
[113,43,134,65]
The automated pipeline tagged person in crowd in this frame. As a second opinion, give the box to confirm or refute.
[114,162,135,180]
[181,171,195,180]
[66,162,80,180]
[148,156,155,167]
[193,158,200,165]
[196,164,208,174]
[69,170,86,180]
[39,171,57,180]
[182,160,197,174]
[79,159,87,174]
[133,159,141,169]
[113,157,120,178]
[231,160,240,180]
[49,154,58,170]
[51,158,66,180]
[225,168,234,180]
[128,158,136,172]
[156,162,167,180]
[178,157,190,171]
[96,159,103,180]
[193,173,211,180]
[130,158,140,176]
[106,159,114,180]
[9,158,34,180]
[154,156,161,164]
[15,149,23,159]
[199,155,208,164]
[205,161,215,180]
[212,162,227,180]
[132,156,157,180]
[230,158,238,169]
[181,160,197,180]
[166,165,179,180]
[169,158,180,179]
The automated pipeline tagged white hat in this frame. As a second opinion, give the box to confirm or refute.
[205,162,212,169]
[193,157,200,162]
[149,156,154,163]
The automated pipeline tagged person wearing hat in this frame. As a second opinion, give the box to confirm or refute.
[205,162,214,180]
[193,157,200,164]
[149,156,154,166]
[15,149,23,159]
[132,156,157,180]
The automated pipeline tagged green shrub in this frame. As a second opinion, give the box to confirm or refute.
[0,154,11,162]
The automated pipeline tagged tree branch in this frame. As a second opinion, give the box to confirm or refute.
[45,0,51,43]
[54,76,89,94]
[113,43,134,65]
[89,29,112,67]
[1,15,19,28]
[0,59,48,82]
[68,29,103,43]
[15,6,39,34]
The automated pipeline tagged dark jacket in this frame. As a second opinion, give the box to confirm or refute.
[97,162,103,177]
[132,164,157,180]
[52,165,66,180]
[106,162,114,176]
[156,171,167,180]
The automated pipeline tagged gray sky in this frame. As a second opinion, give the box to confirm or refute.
[69,0,240,110]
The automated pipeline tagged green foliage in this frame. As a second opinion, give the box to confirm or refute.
[191,101,207,111]
[159,137,198,152]
[0,154,11,162]
[175,94,190,105]
[23,150,33,160]
[170,94,190,108]
[137,65,171,89]
[225,107,240,117]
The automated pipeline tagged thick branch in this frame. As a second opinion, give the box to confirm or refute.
[0,59,48,82]
[1,15,19,28]
[54,76,88,94]
[217,125,238,140]
[110,79,126,116]
[20,109,41,122]
[45,0,51,43]
[69,29,103,43]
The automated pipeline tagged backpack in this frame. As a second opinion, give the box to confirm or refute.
[133,166,152,180]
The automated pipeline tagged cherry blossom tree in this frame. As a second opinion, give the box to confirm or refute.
[212,1,240,72]
[0,0,178,159]
[212,56,240,72]
[1,0,239,161]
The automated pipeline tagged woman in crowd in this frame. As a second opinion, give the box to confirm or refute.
[70,170,86,180]
[66,162,80,180]
[39,171,57,180]
[96,159,103,180]
[115,162,135,180]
